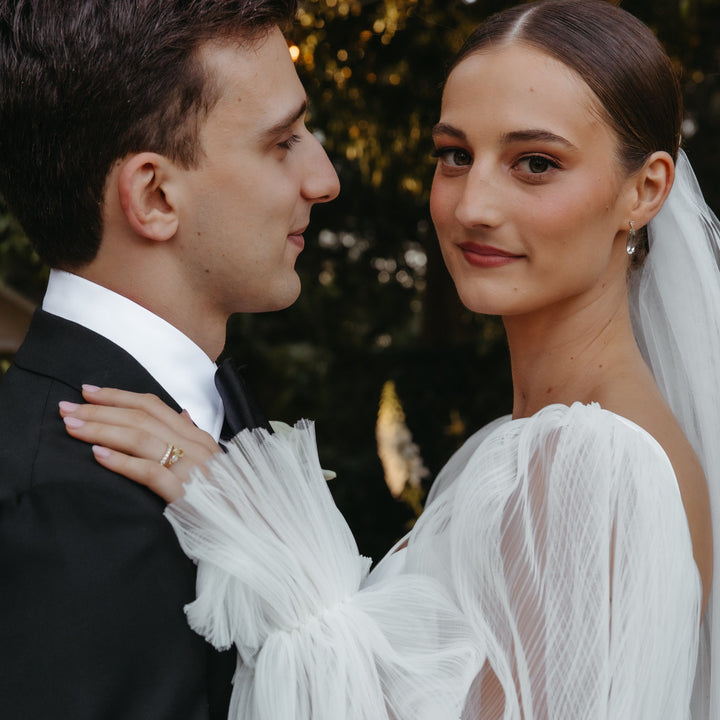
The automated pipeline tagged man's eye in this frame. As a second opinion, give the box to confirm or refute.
[278,134,301,151]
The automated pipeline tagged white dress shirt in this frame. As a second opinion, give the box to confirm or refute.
[42,269,225,441]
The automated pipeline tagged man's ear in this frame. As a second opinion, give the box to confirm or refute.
[117,153,179,242]
[629,151,675,229]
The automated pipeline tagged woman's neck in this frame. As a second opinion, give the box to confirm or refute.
[504,286,648,419]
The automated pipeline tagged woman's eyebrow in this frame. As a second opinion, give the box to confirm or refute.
[432,124,577,152]
[500,128,577,150]
[432,122,466,141]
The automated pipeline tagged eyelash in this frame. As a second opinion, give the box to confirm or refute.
[278,134,301,151]
[431,147,472,167]
[515,154,560,175]
[431,147,561,178]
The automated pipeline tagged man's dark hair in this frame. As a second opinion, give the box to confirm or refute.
[0,0,297,268]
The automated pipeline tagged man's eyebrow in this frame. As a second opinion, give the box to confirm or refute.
[261,98,308,141]
[432,123,466,142]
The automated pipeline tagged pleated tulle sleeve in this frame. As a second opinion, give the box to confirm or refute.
[163,421,480,720]
[407,402,702,719]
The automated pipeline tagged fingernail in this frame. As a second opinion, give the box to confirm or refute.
[82,384,101,392]
[63,416,85,428]
[59,401,80,412]
[92,445,111,458]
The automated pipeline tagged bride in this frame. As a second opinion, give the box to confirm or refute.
[60,1,720,717]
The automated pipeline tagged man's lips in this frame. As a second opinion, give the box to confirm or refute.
[288,226,307,249]
[457,241,523,268]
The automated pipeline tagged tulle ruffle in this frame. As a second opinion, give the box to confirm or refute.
[165,421,480,720]
[166,403,700,720]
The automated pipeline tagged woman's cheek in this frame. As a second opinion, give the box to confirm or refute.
[430,180,456,234]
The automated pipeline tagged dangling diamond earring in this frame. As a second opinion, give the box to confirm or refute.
[626,221,637,256]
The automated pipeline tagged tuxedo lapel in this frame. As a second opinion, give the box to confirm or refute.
[13,309,182,412]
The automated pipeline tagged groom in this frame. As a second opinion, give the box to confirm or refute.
[0,1,338,717]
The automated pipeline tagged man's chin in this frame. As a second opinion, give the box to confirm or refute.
[246,282,302,314]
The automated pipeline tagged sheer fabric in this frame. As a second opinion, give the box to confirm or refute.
[414,403,700,719]
[166,422,480,720]
[166,404,700,719]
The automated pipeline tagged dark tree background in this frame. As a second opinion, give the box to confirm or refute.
[1,0,719,559]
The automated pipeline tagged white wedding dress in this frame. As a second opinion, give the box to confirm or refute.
[163,151,720,719]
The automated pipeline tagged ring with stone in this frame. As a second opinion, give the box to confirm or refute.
[159,443,184,468]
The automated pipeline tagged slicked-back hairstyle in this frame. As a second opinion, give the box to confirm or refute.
[451,0,681,170]
[448,0,682,266]
[0,0,297,268]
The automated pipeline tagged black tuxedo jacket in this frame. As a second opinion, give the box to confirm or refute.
[0,310,234,719]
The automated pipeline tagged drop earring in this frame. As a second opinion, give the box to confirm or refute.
[626,221,637,256]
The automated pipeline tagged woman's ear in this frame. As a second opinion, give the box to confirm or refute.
[117,153,179,242]
[630,151,675,228]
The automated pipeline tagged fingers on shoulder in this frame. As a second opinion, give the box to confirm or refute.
[92,446,186,503]
[82,386,179,423]
[80,387,218,450]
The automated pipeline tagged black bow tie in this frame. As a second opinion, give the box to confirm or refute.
[214,358,272,441]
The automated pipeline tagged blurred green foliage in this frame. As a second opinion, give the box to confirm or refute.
[2,0,719,557]
[0,199,46,303]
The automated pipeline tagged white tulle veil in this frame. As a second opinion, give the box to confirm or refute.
[629,149,720,717]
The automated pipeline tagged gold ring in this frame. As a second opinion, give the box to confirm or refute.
[160,443,184,468]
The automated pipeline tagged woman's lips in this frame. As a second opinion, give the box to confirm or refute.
[458,241,523,268]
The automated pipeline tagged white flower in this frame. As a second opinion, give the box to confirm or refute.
[269,420,337,481]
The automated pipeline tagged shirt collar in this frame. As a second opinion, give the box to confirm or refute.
[42,269,224,441]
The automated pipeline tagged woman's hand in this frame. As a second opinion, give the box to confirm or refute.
[59,385,221,502]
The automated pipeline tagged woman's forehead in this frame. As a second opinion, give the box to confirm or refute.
[441,44,604,133]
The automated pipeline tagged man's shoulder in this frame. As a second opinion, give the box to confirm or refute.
[0,362,91,497]
[0,312,164,497]
[0,309,181,497]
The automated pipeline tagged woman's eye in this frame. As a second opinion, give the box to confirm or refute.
[517,155,557,174]
[432,147,472,167]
